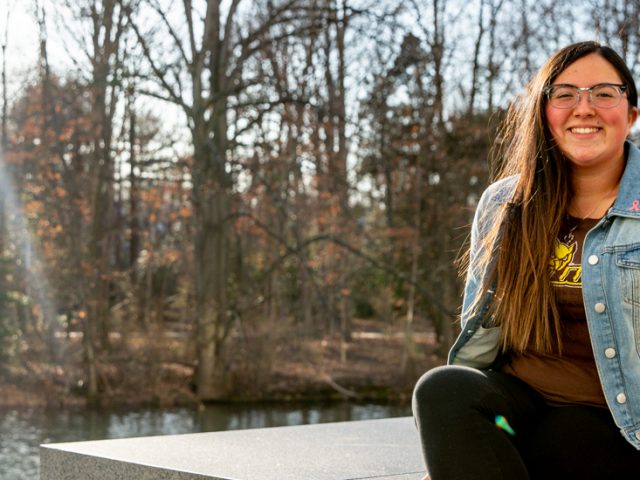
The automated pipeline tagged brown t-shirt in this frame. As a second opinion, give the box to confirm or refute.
[502,216,607,407]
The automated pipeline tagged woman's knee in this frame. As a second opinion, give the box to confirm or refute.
[415,365,485,399]
[413,365,458,406]
[413,366,481,420]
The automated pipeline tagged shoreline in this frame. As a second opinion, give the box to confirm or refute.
[0,318,444,409]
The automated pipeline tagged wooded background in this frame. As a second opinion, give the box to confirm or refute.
[0,0,638,403]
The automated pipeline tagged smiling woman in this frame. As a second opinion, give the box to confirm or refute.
[544,54,638,194]
[412,41,640,480]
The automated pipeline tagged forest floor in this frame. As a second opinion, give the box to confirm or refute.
[0,316,446,408]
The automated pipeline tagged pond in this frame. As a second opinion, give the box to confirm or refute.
[0,401,412,480]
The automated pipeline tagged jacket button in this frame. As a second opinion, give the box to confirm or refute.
[636,431,640,441]
[604,348,616,358]
[594,303,606,313]
[588,255,599,265]
[616,393,627,404]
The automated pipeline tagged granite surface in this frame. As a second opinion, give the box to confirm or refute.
[40,416,427,480]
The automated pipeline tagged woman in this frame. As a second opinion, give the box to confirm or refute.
[413,41,640,480]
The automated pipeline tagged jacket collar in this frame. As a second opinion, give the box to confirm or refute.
[610,141,640,218]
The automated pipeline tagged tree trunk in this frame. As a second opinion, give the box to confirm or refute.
[82,312,99,402]
[193,185,230,400]
[402,152,423,373]
[192,109,231,400]
[0,22,7,325]
[467,0,486,117]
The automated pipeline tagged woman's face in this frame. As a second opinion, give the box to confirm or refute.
[545,53,638,172]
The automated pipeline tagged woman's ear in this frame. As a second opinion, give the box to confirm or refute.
[629,106,638,126]
[627,106,638,135]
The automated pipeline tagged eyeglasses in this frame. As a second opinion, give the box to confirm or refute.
[544,83,628,109]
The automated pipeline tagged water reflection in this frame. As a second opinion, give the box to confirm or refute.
[0,401,411,480]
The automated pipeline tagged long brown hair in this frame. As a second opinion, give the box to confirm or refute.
[472,41,638,354]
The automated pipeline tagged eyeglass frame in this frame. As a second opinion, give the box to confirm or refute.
[543,83,629,109]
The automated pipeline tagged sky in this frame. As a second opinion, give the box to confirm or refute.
[2,1,41,103]
[1,1,72,105]
[2,1,38,61]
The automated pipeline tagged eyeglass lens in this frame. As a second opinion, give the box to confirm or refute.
[547,84,625,109]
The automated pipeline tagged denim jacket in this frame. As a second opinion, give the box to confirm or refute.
[448,141,640,450]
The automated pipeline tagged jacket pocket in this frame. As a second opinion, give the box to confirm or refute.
[618,249,640,306]
[617,249,640,356]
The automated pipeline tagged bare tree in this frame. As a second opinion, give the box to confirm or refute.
[0,4,9,336]
[1,7,7,150]
[128,0,318,400]
[48,0,131,400]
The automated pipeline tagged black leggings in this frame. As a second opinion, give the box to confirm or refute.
[412,365,640,480]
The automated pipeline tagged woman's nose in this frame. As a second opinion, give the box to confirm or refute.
[573,91,596,114]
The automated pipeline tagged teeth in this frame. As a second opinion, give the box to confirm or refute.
[571,127,599,134]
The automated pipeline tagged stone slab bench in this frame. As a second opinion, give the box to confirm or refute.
[40,416,427,480]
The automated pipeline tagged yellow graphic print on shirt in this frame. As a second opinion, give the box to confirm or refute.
[549,238,581,287]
